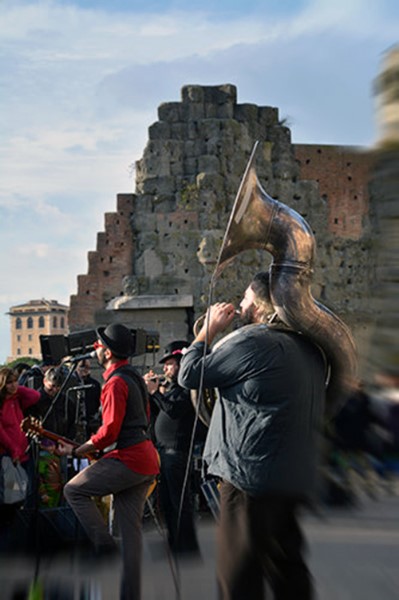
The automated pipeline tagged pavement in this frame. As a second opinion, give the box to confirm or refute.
[2,483,399,600]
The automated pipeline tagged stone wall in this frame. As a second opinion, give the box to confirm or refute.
[69,84,378,374]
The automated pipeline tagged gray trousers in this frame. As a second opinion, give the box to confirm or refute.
[64,457,155,600]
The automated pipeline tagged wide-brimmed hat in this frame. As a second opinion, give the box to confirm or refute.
[96,323,135,358]
[159,340,188,364]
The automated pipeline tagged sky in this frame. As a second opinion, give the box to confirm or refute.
[0,0,398,364]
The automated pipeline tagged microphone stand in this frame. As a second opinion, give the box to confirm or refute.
[41,362,79,429]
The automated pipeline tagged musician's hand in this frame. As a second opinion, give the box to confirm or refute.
[195,302,236,344]
[143,370,159,395]
[56,440,74,456]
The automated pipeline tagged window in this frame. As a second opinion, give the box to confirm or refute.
[27,317,33,329]
[39,316,45,328]
[53,316,57,328]
[17,335,21,342]
[28,334,32,341]
[60,317,65,328]
[17,348,21,355]
[28,348,32,355]
[16,317,22,330]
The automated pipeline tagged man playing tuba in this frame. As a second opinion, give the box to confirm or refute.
[178,271,326,600]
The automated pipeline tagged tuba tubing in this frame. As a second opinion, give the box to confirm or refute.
[216,165,358,415]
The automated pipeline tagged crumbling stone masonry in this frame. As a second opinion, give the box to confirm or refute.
[69,84,378,377]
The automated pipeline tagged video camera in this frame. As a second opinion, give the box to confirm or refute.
[40,328,160,365]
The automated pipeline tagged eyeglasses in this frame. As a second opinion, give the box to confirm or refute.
[93,341,106,350]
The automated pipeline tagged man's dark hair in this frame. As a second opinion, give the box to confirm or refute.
[250,271,274,323]
[44,366,65,387]
[251,271,271,302]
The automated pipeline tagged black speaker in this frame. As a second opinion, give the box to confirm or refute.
[39,335,68,365]
[67,329,97,355]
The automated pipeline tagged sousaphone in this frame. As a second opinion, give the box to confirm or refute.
[193,142,357,425]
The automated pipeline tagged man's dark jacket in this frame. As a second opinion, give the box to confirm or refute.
[178,324,326,499]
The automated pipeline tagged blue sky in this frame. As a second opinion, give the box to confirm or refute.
[0,0,398,363]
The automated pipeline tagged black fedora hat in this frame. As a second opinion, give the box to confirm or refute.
[96,323,135,358]
[159,340,188,364]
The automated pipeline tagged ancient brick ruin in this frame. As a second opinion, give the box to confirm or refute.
[69,84,381,377]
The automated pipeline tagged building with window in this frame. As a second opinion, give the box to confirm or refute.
[8,299,69,361]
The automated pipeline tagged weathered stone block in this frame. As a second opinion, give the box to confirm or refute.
[152,194,177,213]
[270,127,292,155]
[273,159,297,181]
[188,121,200,140]
[142,248,165,278]
[186,102,205,120]
[198,154,220,173]
[170,122,188,139]
[258,106,279,127]
[197,230,224,266]
[234,103,259,123]
[199,119,222,140]
[203,84,237,105]
[140,176,176,195]
[149,121,171,140]
[182,85,205,104]
[158,102,183,122]
[184,140,197,157]
[196,172,224,191]
[204,104,218,118]
[156,210,198,231]
[216,103,234,119]
[131,210,157,233]
[183,157,198,175]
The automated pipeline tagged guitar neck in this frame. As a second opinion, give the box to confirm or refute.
[40,428,78,448]
[21,417,98,460]
[38,429,96,460]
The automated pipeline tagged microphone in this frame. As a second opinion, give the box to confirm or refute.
[63,351,97,363]
[67,384,95,392]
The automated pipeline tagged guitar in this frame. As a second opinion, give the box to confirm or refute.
[21,416,158,499]
[21,416,98,460]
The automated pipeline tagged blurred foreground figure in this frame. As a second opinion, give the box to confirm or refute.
[179,272,326,600]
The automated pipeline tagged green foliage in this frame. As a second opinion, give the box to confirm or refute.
[2,357,40,369]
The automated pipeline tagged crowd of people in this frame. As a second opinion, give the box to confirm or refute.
[0,270,398,600]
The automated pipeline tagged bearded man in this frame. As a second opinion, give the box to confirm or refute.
[178,271,326,600]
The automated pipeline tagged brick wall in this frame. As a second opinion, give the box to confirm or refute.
[69,194,135,330]
[294,144,375,239]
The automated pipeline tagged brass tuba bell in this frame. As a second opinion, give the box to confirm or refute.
[195,144,357,423]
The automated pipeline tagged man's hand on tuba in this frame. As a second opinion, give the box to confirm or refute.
[194,302,237,345]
